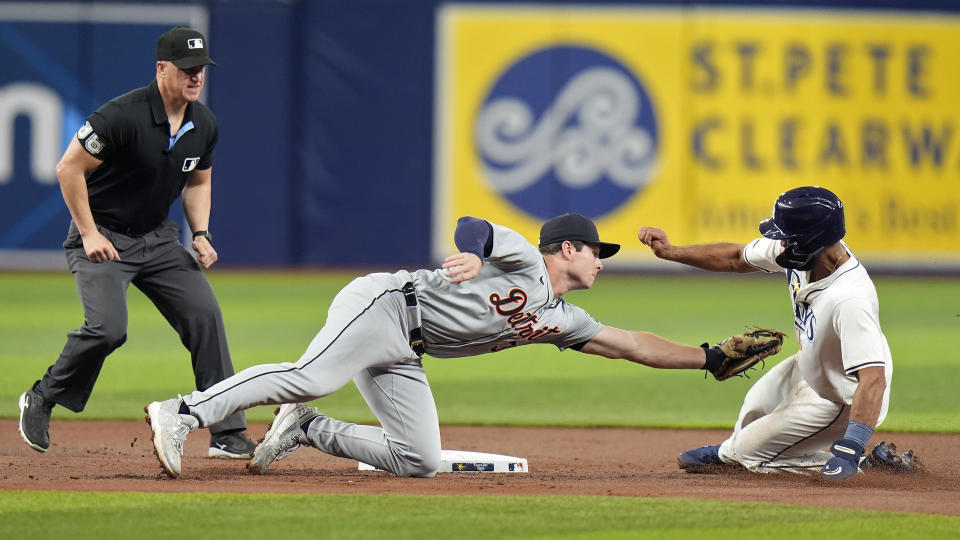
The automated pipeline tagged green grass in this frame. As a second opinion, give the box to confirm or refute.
[2,272,958,536]
[2,491,958,540]
[0,271,957,432]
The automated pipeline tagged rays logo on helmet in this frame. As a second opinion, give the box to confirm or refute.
[475,45,659,219]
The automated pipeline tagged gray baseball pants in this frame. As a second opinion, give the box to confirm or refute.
[182,271,442,477]
[35,220,246,435]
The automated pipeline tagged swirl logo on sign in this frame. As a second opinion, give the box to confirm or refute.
[475,46,658,219]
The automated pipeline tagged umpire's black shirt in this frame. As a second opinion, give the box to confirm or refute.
[76,79,218,235]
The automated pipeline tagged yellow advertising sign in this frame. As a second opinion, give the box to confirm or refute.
[433,6,960,265]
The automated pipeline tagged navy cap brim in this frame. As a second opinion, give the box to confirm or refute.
[759,216,790,240]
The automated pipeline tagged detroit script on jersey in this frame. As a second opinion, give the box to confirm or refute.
[487,288,561,351]
[401,222,603,358]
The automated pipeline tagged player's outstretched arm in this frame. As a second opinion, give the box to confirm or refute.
[579,327,707,369]
[581,326,784,381]
[638,226,755,273]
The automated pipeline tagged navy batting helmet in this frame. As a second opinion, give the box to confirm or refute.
[759,186,845,270]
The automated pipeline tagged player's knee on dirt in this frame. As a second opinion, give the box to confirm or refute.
[391,444,441,478]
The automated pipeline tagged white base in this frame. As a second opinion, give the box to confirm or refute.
[358,449,529,473]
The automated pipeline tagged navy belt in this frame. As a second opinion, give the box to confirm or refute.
[402,282,425,355]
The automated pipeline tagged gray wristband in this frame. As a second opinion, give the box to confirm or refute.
[843,420,874,448]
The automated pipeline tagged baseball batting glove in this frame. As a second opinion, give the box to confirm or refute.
[821,438,864,480]
[702,327,785,381]
[821,420,874,480]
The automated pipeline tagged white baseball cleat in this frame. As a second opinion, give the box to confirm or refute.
[145,398,199,478]
[247,403,320,474]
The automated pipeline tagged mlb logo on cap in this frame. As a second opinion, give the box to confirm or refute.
[156,26,217,69]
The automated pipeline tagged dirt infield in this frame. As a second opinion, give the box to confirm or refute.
[2,419,958,515]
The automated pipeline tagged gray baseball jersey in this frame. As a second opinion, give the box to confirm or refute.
[180,221,603,476]
[409,222,603,357]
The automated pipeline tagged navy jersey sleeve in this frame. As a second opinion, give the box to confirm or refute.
[454,216,494,259]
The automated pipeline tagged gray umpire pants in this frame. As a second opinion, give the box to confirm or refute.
[34,219,246,435]
[182,271,442,477]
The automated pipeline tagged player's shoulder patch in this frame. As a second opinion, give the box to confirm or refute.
[77,121,93,139]
[77,121,105,155]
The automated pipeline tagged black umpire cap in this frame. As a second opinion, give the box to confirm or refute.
[539,213,620,259]
[157,26,217,69]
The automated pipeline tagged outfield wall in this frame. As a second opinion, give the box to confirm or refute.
[1,0,958,270]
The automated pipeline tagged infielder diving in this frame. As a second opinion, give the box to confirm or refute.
[147,213,775,478]
[639,186,921,479]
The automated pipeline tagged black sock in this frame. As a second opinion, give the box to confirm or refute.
[300,417,315,436]
[178,402,191,415]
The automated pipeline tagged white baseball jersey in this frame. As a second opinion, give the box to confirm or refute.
[717,238,893,473]
[743,237,892,416]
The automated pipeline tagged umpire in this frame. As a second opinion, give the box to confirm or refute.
[17,26,255,458]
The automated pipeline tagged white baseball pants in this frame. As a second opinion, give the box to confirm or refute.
[718,355,848,473]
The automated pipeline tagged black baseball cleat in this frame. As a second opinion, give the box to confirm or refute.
[209,430,257,459]
[861,441,923,474]
[18,387,55,453]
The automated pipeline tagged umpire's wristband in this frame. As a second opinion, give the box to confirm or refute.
[701,343,724,373]
[192,230,213,242]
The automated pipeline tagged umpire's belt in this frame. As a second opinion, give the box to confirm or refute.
[97,216,160,237]
[402,282,425,356]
